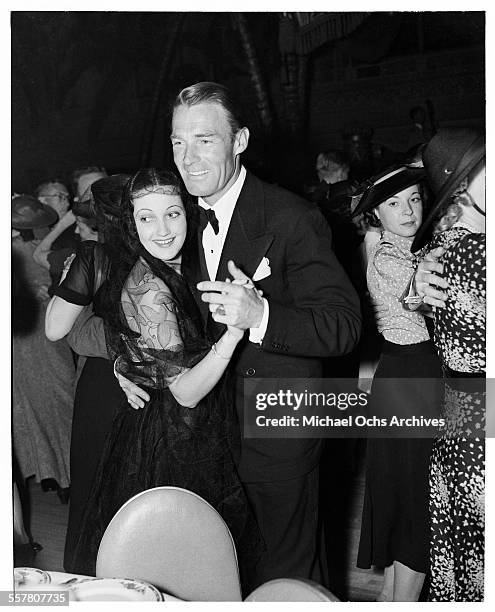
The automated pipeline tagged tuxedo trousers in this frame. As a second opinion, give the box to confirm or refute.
[242,466,329,590]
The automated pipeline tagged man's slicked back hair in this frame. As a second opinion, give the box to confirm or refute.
[173,81,244,137]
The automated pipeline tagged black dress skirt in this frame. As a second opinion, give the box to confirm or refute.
[357,339,442,573]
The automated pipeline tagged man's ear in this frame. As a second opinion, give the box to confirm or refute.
[233,127,249,156]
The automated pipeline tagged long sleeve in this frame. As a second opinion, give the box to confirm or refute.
[367,235,429,344]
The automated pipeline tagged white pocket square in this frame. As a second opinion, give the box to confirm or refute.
[252,257,271,282]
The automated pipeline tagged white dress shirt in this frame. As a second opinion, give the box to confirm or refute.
[198,166,268,343]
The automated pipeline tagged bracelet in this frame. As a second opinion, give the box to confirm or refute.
[211,343,231,359]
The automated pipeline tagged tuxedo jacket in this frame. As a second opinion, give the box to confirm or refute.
[187,171,362,482]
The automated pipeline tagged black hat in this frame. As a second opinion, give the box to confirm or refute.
[11,194,58,230]
[91,174,131,219]
[411,128,485,251]
[351,165,425,217]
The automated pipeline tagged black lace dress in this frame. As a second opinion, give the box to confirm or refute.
[70,252,263,591]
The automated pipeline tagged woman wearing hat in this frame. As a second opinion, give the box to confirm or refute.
[12,195,75,499]
[352,165,442,601]
[44,175,130,572]
[412,128,485,601]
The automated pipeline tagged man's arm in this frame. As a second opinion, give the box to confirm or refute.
[66,304,108,358]
[33,211,76,270]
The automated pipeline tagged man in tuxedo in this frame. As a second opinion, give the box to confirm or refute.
[170,82,361,587]
[67,82,361,589]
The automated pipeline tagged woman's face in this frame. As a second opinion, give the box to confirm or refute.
[375,184,423,238]
[74,216,98,241]
[133,192,187,261]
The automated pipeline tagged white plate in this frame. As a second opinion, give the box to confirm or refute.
[14,567,51,588]
[68,577,163,602]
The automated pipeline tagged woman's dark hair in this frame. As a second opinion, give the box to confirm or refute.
[72,198,98,233]
[76,215,99,234]
[90,174,131,244]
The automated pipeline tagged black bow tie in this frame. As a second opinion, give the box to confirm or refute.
[199,207,219,235]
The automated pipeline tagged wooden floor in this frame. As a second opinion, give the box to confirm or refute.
[19,439,382,602]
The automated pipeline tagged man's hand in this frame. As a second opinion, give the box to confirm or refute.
[197,260,264,330]
[114,366,150,410]
[415,247,449,308]
[370,299,389,327]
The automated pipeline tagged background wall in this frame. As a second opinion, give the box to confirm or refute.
[11,11,485,194]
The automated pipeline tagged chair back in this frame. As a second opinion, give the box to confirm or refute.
[245,578,340,602]
[96,486,242,601]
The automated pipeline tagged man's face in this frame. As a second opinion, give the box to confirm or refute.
[37,182,70,217]
[315,155,348,185]
[171,102,248,206]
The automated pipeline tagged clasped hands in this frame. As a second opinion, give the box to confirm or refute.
[197,260,264,331]
[413,247,448,308]
[373,247,449,324]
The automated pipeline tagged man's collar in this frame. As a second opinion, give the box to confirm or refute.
[198,166,247,221]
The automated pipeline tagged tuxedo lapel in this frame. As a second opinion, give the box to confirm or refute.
[195,229,210,324]
[216,172,273,282]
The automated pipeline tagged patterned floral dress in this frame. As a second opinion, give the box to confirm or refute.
[427,224,485,601]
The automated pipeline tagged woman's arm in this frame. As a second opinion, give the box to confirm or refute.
[45,295,84,341]
[168,330,241,408]
[45,245,95,341]
[118,264,243,409]
[33,211,76,269]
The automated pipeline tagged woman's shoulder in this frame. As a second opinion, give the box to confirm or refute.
[428,225,470,253]
[126,258,173,296]
[372,236,405,262]
[446,232,485,269]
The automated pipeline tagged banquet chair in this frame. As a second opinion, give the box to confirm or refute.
[96,486,242,601]
[245,578,340,602]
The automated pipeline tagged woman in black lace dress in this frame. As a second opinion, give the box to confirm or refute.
[68,169,262,590]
